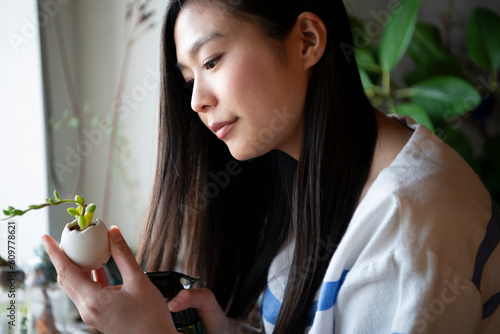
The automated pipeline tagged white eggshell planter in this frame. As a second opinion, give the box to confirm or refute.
[60,219,110,271]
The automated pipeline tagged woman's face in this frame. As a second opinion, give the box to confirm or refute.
[174,3,309,161]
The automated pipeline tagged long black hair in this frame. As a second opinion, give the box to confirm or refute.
[137,0,377,333]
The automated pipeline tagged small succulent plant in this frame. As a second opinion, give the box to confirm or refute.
[2,190,109,271]
[2,190,96,231]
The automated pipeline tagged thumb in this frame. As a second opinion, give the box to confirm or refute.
[168,288,228,332]
[109,225,143,282]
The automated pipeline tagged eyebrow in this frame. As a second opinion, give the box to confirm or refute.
[176,32,224,70]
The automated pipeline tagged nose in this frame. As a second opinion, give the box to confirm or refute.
[191,77,216,113]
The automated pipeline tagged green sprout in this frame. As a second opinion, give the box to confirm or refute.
[2,190,96,231]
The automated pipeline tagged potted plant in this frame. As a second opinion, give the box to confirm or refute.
[348,0,500,205]
[2,190,110,271]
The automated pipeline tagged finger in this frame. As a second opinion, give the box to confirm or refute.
[168,289,227,332]
[168,288,223,315]
[92,267,109,286]
[108,226,143,283]
[42,234,83,302]
[41,234,100,302]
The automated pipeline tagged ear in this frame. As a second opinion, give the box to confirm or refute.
[292,12,327,70]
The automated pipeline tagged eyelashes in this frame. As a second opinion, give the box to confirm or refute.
[202,54,223,70]
[182,54,224,92]
[184,79,194,91]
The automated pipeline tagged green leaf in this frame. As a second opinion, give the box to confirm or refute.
[51,120,62,132]
[379,0,423,72]
[3,210,10,216]
[408,23,446,67]
[404,59,465,86]
[83,101,91,114]
[67,208,80,216]
[355,48,380,73]
[404,67,429,87]
[49,198,55,205]
[359,69,377,100]
[68,117,81,129]
[54,190,61,201]
[84,212,94,226]
[410,76,481,122]
[8,206,15,213]
[394,103,435,132]
[86,203,96,214]
[63,108,70,120]
[405,22,466,84]
[467,7,500,72]
[359,70,373,89]
[78,215,87,230]
[75,195,85,205]
[13,210,24,216]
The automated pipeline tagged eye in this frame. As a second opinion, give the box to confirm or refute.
[184,79,194,92]
[203,54,223,71]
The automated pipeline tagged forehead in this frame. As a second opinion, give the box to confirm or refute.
[174,4,234,55]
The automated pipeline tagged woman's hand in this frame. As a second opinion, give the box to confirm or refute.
[168,289,262,334]
[42,225,177,334]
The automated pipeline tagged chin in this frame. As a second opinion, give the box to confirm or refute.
[227,142,271,161]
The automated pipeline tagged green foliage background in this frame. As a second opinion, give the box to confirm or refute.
[348,1,500,206]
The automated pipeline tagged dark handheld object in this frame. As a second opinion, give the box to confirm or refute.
[146,271,207,334]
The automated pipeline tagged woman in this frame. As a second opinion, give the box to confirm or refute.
[42,0,500,333]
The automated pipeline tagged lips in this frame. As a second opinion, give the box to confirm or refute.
[209,119,238,140]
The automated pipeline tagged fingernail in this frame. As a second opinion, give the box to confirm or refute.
[110,225,123,243]
[168,297,182,311]
[41,234,49,246]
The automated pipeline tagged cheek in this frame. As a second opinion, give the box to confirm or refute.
[220,60,254,102]
[225,44,281,98]
[222,54,287,120]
